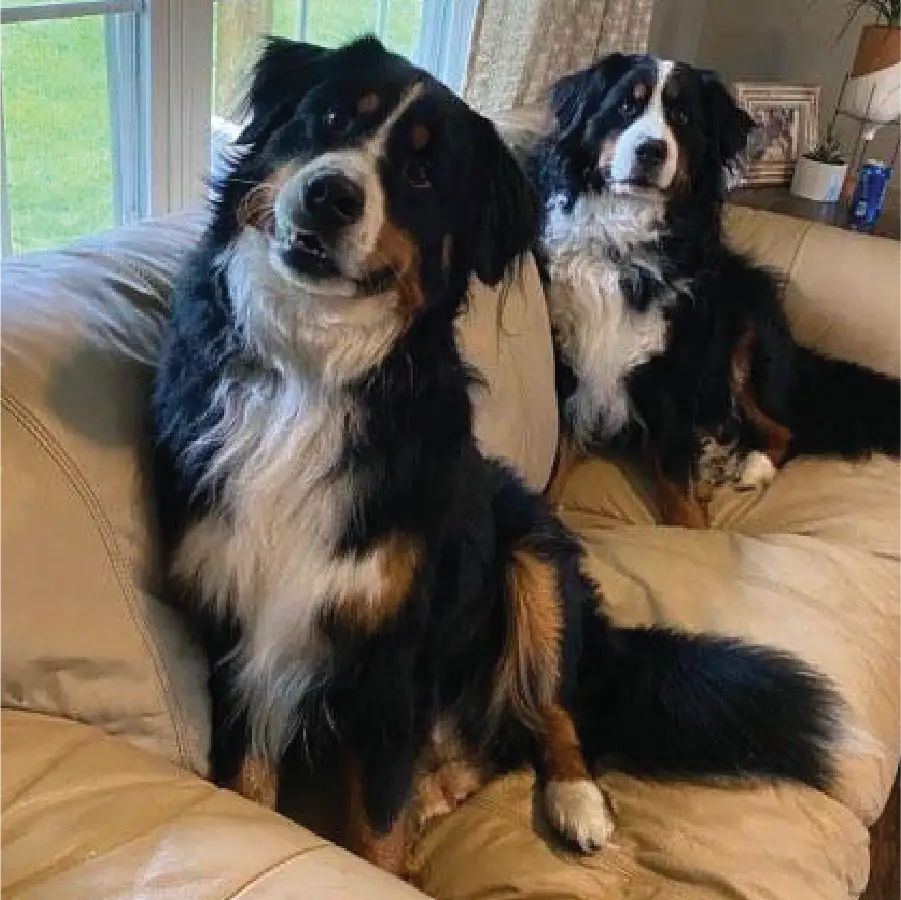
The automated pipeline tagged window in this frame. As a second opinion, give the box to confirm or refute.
[0,0,478,256]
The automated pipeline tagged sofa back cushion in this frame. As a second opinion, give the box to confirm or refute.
[1,216,211,772]
[0,214,557,769]
[724,205,900,378]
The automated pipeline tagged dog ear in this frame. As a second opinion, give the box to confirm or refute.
[698,70,756,169]
[238,37,328,146]
[472,116,539,286]
[549,53,632,142]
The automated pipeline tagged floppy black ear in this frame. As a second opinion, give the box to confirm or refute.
[238,37,328,146]
[472,116,539,286]
[549,53,632,142]
[699,70,756,168]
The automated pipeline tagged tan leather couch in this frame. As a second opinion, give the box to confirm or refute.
[2,207,898,900]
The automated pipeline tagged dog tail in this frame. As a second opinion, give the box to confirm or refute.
[789,344,899,458]
[577,608,840,790]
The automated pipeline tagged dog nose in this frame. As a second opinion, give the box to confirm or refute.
[635,139,667,169]
[303,172,364,229]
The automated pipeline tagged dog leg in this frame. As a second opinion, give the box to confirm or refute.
[732,326,793,483]
[412,724,487,830]
[540,703,613,851]
[345,753,410,875]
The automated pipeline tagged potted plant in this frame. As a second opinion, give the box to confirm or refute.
[791,127,849,201]
[839,0,901,122]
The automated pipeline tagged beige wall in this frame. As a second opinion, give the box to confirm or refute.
[649,0,899,183]
[647,0,708,63]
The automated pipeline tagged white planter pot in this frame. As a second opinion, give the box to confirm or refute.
[843,25,901,124]
[790,155,849,203]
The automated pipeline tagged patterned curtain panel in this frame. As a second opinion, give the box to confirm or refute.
[464,0,655,113]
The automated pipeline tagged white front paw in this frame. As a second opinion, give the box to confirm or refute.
[738,450,777,489]
[544,779,614,851]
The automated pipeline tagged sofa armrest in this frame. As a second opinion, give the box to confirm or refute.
[724,205,901,378]
[1,711,426,900]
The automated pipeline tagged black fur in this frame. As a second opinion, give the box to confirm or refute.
[151,38,839,865]
[529,54,899,483]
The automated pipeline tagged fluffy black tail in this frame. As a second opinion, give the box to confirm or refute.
[577,614,840,790]
[790,344,899,458]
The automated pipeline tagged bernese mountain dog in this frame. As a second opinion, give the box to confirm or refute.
[151,37,838,875]
[526,54,900,526]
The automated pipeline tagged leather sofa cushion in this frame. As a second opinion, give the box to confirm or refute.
[2,710,426,900]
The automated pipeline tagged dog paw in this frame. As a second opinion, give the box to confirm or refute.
[738,451,777,490]
[544,779,614,851]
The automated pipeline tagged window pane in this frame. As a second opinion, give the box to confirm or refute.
[2,15,115,253]
[304,0,376,49]
[3,0,113,6]
[212,0,424,121]
[384,0,420,58]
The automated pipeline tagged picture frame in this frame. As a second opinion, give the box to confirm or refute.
[732,83,820,186]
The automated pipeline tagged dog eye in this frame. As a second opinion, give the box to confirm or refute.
[404,157,431,188]
[323,107,350,134]
[618,98,637,117]
[672,108,690,126]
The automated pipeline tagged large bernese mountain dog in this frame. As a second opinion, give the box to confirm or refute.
[526,54,900,525]
[151,37,838,875]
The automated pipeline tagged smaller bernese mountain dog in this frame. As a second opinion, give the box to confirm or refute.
[152,37,838,876]
[526,54,900,526]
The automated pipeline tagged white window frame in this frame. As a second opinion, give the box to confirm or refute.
[144,0,212,216]
[0,0,475,255]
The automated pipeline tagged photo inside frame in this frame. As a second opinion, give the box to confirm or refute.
[749,103,802,163]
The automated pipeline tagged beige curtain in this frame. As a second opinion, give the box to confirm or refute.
[464,0,655,113]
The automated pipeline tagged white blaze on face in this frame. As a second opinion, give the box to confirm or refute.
[609,59,679,190]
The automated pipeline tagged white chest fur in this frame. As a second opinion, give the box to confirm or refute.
[543,193,672,444]
[173,229,402,758]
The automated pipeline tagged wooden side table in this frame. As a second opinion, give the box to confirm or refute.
[728,185,900,240]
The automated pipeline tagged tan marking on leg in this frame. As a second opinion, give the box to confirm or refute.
[345,756,408,875]
[491,549,562,728]
[540,703,613,850]
[731,327,793,469]
[228,755,279,809]
[540,702,590,783]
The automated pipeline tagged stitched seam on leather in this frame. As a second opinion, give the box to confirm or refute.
[1,391,194,768]
[225,844,333,899]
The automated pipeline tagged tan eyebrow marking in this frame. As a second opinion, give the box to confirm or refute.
[357,92,380,114]
[411,124,430,150]
[633,83,648,102]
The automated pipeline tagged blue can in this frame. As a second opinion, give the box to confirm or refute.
[848,159,893,232]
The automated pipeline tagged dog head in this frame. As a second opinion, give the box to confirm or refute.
[214,36,537,324]
[547,54,755,202]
